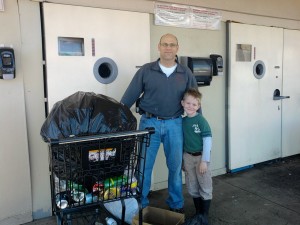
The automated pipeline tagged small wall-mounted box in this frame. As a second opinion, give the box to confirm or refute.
[0,47,15,80]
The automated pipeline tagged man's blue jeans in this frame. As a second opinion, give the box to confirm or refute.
[138,114,184,209]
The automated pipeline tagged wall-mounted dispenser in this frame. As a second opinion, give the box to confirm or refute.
[180,56,213,86]
[0,47,15,80]
[210,54,223,76]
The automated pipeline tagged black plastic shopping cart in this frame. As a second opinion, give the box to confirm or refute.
[48,128,154,225]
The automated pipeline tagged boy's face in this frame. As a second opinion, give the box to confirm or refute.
[181,95,201,117]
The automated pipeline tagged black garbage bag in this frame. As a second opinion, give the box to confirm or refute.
[40,91,137,142]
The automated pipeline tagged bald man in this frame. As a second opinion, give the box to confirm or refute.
[121,33,198,212]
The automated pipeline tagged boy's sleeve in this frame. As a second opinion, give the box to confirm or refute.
[202,136,212,162]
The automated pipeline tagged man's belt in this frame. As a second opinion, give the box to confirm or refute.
[144,112,180,120]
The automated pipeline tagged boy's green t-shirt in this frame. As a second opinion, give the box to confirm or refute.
[182,114,212,153]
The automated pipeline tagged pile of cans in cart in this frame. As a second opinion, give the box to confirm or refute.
[53,169,138,209]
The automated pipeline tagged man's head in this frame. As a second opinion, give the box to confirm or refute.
[158,33,179,66]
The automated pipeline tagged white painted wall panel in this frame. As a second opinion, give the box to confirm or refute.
[0,0,32,224]
[282,29,300,157]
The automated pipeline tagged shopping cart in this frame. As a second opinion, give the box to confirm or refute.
[48,128,154,225]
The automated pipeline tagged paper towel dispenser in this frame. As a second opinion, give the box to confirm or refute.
[180,56,212,86]
[210,54,223,76]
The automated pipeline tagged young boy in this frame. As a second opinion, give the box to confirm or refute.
[181,88,212,220]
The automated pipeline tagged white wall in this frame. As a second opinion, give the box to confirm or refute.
[32,0,300,29]
[0,0,33,224]
[19,0,52,220]
[1,0,300,223]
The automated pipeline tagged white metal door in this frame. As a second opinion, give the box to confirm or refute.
[282,29,300,157]
[43,3,150,110]
[228,23,283,171]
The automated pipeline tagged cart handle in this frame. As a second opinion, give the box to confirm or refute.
[48,127,155,145]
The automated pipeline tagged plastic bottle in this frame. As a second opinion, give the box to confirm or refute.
[104,176,128,189]
[105,217,117,225]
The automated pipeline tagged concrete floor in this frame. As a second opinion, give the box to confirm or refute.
[23,154,300,225]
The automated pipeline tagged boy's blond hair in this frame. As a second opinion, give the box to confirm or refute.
[183,88,202,105]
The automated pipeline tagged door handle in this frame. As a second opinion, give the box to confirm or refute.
[273,96,290,100]
[273,89,290,100]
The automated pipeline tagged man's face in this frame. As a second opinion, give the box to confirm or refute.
[158,35,179,61]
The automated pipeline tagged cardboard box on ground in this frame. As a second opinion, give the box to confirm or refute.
[132,206,185,225]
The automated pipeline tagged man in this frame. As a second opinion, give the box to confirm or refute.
[121,33,198,212]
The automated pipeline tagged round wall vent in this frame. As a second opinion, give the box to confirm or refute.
[93,57,118,84]
[253,60,266,79]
